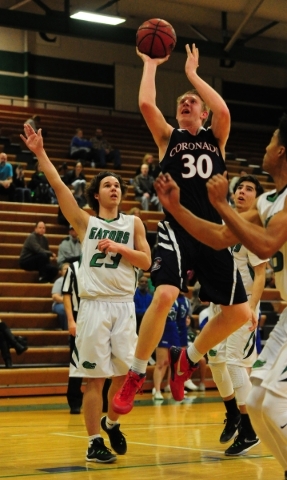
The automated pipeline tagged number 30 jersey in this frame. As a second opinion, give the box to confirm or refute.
[160,127,227,232]
[78,214,137,301]
[257,186,287,301]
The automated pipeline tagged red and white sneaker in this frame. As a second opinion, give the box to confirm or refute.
[169,346,198,401]
[112,370,146,415]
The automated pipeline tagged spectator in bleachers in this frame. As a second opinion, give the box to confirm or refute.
[133,164,162,211]
[13,164,31,202]
[90,128,121,169]
[70,128,93,163]
[57,225,81,267]
[19,220,58,283]
[128,207,147,233]
[0,152,15,201]
[28,162,57,204]
[0,319,28,368]
[25,115,47,137]
[51,263,70,330]
[134,275,153,334]
[64,161,87,207]
[25,115,41,131]
[135,153,161,179]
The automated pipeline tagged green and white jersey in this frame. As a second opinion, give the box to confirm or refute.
[78,213,138,301]
[257,186,287,301]
[232,243,267,296]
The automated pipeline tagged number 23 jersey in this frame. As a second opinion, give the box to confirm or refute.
[160,127,227,231]
[78,214,137,300]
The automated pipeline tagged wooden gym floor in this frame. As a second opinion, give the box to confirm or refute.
[0,390,282,480]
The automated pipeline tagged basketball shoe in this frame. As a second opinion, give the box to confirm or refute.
[169,346,198,401]
[220,413,241,443]
[101,416,127,454]
[86,437,116,463]
[224,431,260,455]
[112,370,146,414]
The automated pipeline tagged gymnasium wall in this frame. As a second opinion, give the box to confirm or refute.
[0,26,286,126]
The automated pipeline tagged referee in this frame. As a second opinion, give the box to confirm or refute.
[62,260,110,413]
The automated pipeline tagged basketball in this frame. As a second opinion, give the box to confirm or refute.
[136,18,177,59]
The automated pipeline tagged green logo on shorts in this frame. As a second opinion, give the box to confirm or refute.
[252,359,266,369]
[82,361,97,369]
[208,349,217,357]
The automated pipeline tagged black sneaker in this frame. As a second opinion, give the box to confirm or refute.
[220,413,241,443]
[86,437,117,463]
[225,432,260,456]
[285,471,287,480]
[101,416,127,455]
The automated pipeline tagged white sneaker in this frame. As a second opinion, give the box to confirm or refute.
[198,382,206,391]
[164,384,171,392]
[184,379,199,391]
[152,387,156,395]
[153,391,164,400]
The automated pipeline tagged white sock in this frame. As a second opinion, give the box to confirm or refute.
[88,434,101,445]
[187,343,203,364]
[106,416,118,429]
[131,357,148,375]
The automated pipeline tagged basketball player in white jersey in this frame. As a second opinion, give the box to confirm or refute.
[21,124,151,464]
[206,176,266,456]
[154,113,287,478]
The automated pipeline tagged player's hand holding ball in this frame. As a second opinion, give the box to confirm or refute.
[136,18,176,59]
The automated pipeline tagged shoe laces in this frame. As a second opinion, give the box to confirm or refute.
[119,373,143,399]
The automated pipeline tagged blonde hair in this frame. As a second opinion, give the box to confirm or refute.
[176,89,210,125]
[142,153,153,164]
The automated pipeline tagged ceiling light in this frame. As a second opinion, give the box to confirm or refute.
[70,11,126,25]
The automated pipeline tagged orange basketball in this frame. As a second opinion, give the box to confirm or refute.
[136,18,177,59]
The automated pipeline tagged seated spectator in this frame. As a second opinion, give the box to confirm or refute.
[0,319,28,368]
[135,153,161,179]
[51,263,70,330]
[69,128,93,163]
[0,152,15,201]
[25,115,47,137]
[134,275,153,334]
[13,164,31,202]
[133,164,162,211]
[19,221,58,283]
[128,207,147,233]
[64,161,87,207]
[57,225,81,267]
[90,128,121,169]
[28,162,57,204]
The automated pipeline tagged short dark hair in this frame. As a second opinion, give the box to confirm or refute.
[233,174,264,197]
[278,113,287,148]
[85,171,127,214]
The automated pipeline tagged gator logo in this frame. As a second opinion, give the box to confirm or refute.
[82,361,97,370]
[208,349,217,357]
[252,359,266,369]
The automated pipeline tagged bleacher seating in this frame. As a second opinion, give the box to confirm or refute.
[0,105,280,396]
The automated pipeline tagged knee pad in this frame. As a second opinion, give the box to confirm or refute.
[227,364,251,405]
[209,362,233,398]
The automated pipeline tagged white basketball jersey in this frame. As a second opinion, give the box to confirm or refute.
[78,213,137,301]
[232,243,267,296]
[257,187,287,301]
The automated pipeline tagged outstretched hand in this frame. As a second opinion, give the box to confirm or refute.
[154,173,180,212]
[206,172,229,209]
[20,124,44,155]
[136,47,170,65]
[185,43,199,76]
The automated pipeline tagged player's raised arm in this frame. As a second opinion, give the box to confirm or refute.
[20,124,89,240]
